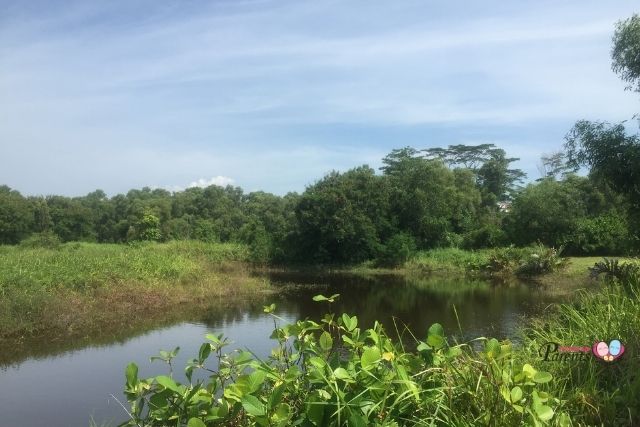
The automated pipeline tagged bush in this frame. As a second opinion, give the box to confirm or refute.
[589,258,640,296]
[120,295,561,426]
[478,245,567,277]
[565,213,631,255]
[462,223,507,249]
[19,231,62,249]
[376,232,416,267]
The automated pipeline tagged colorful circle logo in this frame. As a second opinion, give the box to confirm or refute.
[592,339,625,362]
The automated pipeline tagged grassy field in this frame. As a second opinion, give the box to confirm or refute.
[0,241,270,343]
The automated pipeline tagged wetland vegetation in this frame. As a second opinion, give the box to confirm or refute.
[1,10,640,427]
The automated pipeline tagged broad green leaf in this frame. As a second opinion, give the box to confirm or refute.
[309,356,327,370]
[198,343,211,363]
[416,342,430,352]
[319,331,333,351]
[427,323,444,338]
[205,333,222,344]
[427,334,445,349]
[485,338,501,358]
[510,386,523,403]
[523,363,537,379]
[446,346,462,358]
[342,335,355,346]
[271,402,291,425]
[312,294,329,302]
[149,390,170,409]
[361,346,381,370]
[333,367,352,381]
[500,386,510,402]
[247,370,267,393]
[342,313,358,331]
[156,375,181,393]
[285,365,301,381]
[535,404,554,421]
[268,384,285,408]
[187,418,206,427]
[368,329,380,345]
[533,371,552,384]
[312,294,339,302]
[125,363,138,386]
[242,395,266,417]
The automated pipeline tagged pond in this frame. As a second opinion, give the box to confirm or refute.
[0,271,570,427]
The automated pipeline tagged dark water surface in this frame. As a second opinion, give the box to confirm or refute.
[0,271,568,427]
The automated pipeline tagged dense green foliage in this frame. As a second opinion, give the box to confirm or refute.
[506,176,631,254]
[121,296,562,426]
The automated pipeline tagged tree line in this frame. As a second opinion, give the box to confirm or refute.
[2,13,639,264]
[0,138,635,264]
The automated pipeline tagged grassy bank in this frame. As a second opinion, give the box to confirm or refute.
[0,241,269,343]
[519,261,640,426]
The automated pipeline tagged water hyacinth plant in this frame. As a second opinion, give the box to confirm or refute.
[120,295,563,426]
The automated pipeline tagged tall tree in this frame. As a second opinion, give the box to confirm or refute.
[293,166,390,263]
[612,14,640,93]
[423,144,501,169]
[382,149,469,248]
[0,186,33,244]
[537,151,577,181]
[565,120,640,209]
[476,149,526,203]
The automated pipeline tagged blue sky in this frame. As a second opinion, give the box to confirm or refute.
[1,0,638,196]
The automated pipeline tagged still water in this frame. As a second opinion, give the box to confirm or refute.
[0,271,568,427]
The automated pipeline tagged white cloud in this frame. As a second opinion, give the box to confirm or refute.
[187,176,235,189]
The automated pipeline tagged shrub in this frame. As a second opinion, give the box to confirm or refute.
[18,231,62,249]
[479,245,567,277]
[120,295,561,426]
[565,213,631,255]
[589,258,640,296]
[376,232,416,267]
[462,223,507,249]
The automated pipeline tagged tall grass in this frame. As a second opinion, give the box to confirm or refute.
[406,245,566,277]
[406,248,491,273]
[0,241,258,340]
[520,266,640,425]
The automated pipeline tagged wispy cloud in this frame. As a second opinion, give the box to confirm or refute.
[0,0,638,195]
